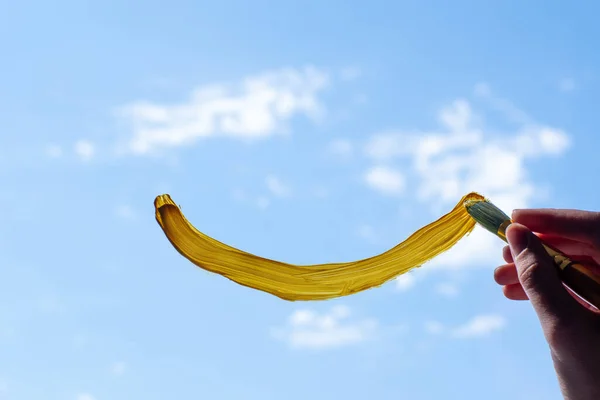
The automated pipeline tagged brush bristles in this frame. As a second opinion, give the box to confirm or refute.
[464,200,511,235]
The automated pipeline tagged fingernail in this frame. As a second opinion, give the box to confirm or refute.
[506,224,530,258]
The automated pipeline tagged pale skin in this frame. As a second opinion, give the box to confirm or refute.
[494,209,600,400]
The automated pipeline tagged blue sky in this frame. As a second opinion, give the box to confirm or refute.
[2,1,600,399]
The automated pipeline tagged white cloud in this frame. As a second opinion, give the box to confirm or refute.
[256,196,270,210]
[340,66,361,81]
[115,205,136,219]
[425,320,445,335]
[364,85,571,270]
[439,99,473,131]
[111,361,126,376]
[271,305,378,349]
[232,190,272,209]
[473,82,491,97]
[76,394,96,400]
[45,144,63,158]
[364,131,415,160]
[357,224,377,242]
[512,126,571,157]
[364,166,405,195]
[452,314,506,338]
[118,66,330,154]
[559,78,576,92]
[74,140,95,161]
[473,83,532,125]
[427,227,502,271]
[232,188,247,202]
[328,138,353,158]
[425,314,505,338]
[435,282,459,297]
[265,175,291,197]
[395,273,416,292]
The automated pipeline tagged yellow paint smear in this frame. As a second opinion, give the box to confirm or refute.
[155,192,485,301]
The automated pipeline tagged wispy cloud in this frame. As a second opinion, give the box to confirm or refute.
[232,188,273,210]
[364,166,405,196]
[45,144,63,158]
[328,138,354,158]
[424,314,505,338]
[364,84,571,270]
[395,273,416,292]
[271,305,378,349]
[434,282,459,297]
[231,188,247,202]
[424,320,445,335]
[115,205,136,220]
[473,83,532,125]
[356,224,377,243]
[558,77,576,92]
[76,393,96,400]
[340,66,362,81]
[452,314,506,338]
[117,66,330,154]
[265,175,292,198]
[110,361,126,376]
[256,196,270,210]
[74,140,95,161]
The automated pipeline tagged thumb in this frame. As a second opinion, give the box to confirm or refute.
[506,223,583,324]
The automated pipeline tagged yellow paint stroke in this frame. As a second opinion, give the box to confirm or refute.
[155,192,485,301]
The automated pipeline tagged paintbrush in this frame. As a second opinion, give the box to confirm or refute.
[465,199,600,309]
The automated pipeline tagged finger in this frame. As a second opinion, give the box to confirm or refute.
[537,234,600,263]
[494,263,519,285]
[505,281,600,312]
[502,245,513,263]
[506,223,589,327]
[503,283,529,300]
[536,234,600,278]
[512,209,600,246]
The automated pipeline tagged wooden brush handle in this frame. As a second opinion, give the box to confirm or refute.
[542,243,600,309]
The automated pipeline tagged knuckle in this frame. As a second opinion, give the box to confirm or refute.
[516,255,544,290]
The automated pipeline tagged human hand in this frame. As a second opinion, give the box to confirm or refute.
[494,209,600,400]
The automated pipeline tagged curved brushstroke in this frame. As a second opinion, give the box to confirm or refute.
[154,192,485,301]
